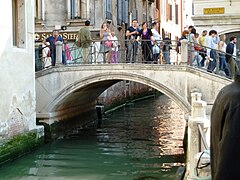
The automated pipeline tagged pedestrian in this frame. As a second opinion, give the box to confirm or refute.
[64,39,72,62]
[187,25,194,41]
[176,30,188,53]
[192,32,201,67]
[198,30,208,67]
[46,30,63,66]
[189,27,198,66]
[206,30,219,73]
[110,32,118,63]
[226,36,239,78]
[210,71,240,180]
[218,34,230,77]
[77,20,92,64]
[99,22,111,63]
[138,22,154,63]
[42,40,51,68]
[126,19,140,63]
[151,21,161,64]
[162,34,171,64]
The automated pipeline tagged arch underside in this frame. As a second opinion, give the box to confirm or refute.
[46,73,191,117]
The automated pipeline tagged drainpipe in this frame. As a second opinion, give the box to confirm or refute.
[146,0,148,22]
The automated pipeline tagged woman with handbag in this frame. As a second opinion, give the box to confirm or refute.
[99,22,112,63]
[190,29,201,67]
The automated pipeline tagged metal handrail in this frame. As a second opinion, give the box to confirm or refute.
[35,39,240,77]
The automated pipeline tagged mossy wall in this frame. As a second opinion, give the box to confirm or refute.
[0,130,44,165]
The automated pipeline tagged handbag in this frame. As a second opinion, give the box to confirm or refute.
[152,44,160,54]
[194,44,201,51]
[104,35,112,48]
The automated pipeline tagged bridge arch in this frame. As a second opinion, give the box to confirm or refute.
[46,72,191,115]
[36,64,231,121]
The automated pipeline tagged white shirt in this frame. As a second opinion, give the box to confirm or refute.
[111,35,118,51]
[233,44,237,56]
[206,35,219,57]
[151,29,161,45]
[220,42,227,53]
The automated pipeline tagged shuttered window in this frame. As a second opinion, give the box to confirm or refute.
[12,0,26,48]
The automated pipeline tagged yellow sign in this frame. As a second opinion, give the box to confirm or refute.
[204,7,225,15]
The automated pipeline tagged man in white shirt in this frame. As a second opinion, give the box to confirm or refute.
[151,22,161,63]
[206,30,219,73]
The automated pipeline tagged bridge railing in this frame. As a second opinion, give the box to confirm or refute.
[35,39,180,70]
[183,39,240,78]
[35,39,240,78]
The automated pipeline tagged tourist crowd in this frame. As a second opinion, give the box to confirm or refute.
[39,20,239,79]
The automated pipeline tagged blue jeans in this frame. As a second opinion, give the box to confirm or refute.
[207,49,216,73]
[192,53,201,67]
[127,41,138,63]
[219,53,230,76]
[163,51,170,64]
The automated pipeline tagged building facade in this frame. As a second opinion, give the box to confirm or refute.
[34,0,156,45]
[0,0,37,139]
[153,0,191,41]
[193,0,240,48]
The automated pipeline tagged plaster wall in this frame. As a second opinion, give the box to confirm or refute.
[160,0,182,39]
[0,0,36,139]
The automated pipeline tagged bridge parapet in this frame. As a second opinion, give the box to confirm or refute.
[35,64,231,122]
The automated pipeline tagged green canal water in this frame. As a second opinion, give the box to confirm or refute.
[0,95,186,180]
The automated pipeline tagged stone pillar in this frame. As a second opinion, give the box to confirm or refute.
[180,39,188,65]
[191,92,207,118]
[55,41,63,65]
[187,91,209,179]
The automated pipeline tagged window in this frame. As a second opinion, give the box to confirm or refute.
[161,0,166,17]
[156,0,159,10]
[68,0,88,19]
[132,8,138,20]
[106,0,112,20]
[175,4,178,24]
[117,0,128,25]
[12,0,26,48]
[35,0,43,20]
[117,0,123,25]
[169,4,172,21]
[70,0,76,19]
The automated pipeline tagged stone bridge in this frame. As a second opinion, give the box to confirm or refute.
[35,64,231,123]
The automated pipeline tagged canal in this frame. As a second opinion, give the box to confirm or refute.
[0,95,186,180]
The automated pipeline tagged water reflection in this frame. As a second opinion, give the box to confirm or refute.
[0,95,185,180]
